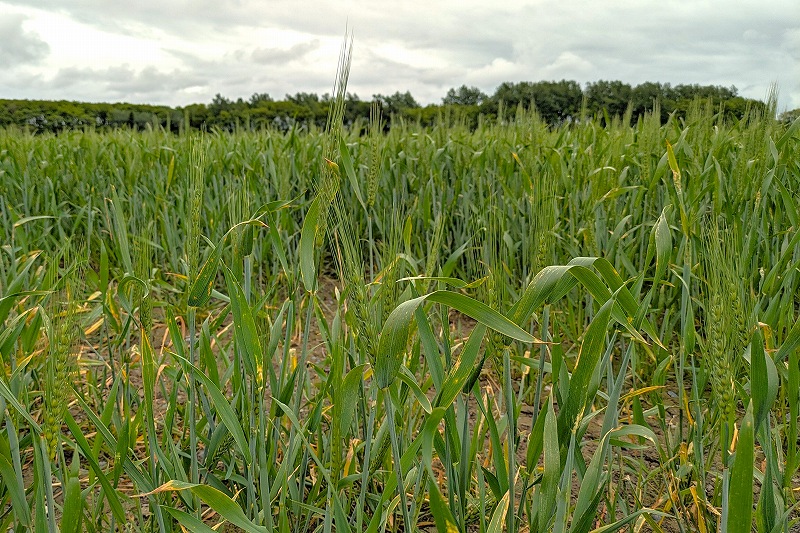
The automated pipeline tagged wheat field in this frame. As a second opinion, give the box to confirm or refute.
[0,59,799,532]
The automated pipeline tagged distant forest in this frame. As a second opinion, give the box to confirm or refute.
[0,80,784,134]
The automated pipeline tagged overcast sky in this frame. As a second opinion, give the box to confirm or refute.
[1,0,798,112]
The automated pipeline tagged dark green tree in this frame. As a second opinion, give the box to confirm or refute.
[442,85,488,106]
[249,92,272,106]
[630,82,669,119]
[488,80,583,124]
[374,91,419,115]
[778,108,800,125]
[585,80,632,118]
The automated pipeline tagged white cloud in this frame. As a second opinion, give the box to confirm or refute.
[465,58,520,87]
[541,52,593,78]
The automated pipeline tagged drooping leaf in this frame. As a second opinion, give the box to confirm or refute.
[377,290,535,389]
[143,481,267,533]
[397,365,432,414]
[162,506,217,533]
[187,244,220,307]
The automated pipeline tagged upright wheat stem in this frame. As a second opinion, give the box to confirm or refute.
[531,305,550,428]
[186,141,205,501]
[503,345,516,532]
[702,221,741,465]
[384,389,413,528]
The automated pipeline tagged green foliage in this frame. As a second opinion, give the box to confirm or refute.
[0,79,765,134]
[442,85,488,106]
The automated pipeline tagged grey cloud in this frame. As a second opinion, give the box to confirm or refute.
[2,0,520,51]
[509,0,799,108]
[348,49,453,97]
[0,14,49,67]
[48,65,204,93]
[542,52,593,77]
[0,69,42,92]
[252,40,320,64]
[784,28,800,56]
[11,64,210,105]
[1,0,241,38]
[49,67,88,88]
[1,0,797,109]
[149,49,334,99]
[106,66,208,94]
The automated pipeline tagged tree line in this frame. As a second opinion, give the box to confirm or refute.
[0,79,780,134]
